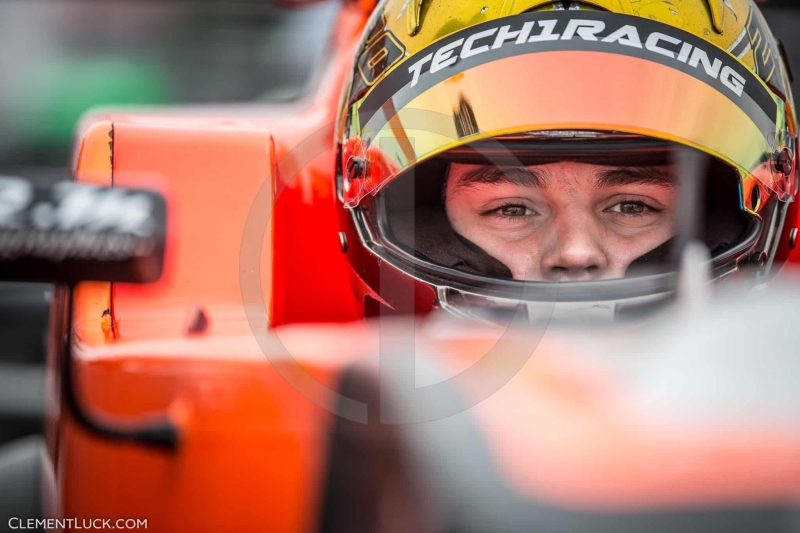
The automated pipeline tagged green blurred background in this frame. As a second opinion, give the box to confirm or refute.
[0,0,336,176]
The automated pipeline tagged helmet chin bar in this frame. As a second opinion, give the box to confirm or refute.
[431,212,772,327]
[432,220,764,327]
[417,228,762,327]
[435,285,675,326]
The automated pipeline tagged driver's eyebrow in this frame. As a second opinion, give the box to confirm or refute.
[594,167,676,189]
[454,166,550,190]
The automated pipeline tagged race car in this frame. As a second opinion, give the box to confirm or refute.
[1,0,800,531]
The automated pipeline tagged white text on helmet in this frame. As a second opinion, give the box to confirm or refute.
[407,18,747,97]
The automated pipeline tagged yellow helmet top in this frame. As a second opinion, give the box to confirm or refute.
[339,0,796,209]
[362,0,791,97]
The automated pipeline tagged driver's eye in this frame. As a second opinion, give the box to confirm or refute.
[619,202,646,214]
[500,205,528,216]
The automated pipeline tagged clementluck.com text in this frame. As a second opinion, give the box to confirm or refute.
[8,518,148,530]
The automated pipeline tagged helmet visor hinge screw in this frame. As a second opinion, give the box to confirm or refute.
[774,147,794,176]
[347,157,367,180]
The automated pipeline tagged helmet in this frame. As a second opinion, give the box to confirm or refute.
[335,0,798,322]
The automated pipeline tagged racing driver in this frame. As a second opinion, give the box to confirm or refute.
[336,0,798,319]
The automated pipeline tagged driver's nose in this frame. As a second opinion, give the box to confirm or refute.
[539,211,608,282]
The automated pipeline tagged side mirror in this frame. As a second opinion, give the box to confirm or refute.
[0,177,166,284]
[0,176,175,448]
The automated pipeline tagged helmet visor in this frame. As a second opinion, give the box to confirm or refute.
[342,11,794,208]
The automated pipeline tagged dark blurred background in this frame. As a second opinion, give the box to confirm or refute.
[0,0,798,446]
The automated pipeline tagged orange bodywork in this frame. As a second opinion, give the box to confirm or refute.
[43,3,800,532]
[48,4,369,531]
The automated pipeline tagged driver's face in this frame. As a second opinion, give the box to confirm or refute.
[444,161,677,281]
